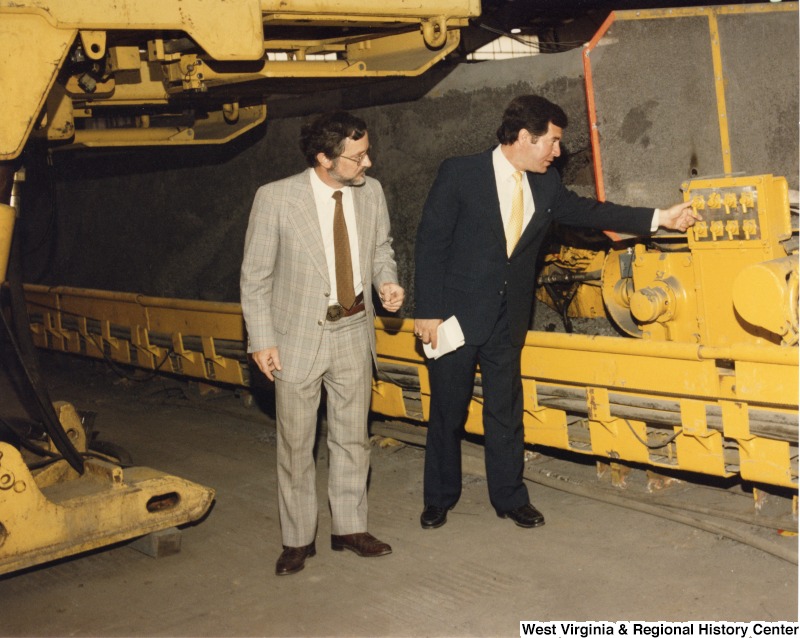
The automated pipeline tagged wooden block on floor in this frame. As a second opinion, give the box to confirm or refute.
[129,527,182,558]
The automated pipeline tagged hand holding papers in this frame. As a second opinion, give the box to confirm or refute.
[423,316,465,359]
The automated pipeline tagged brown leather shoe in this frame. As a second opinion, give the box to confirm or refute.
[331,532,392,557]
[275,542,316,576]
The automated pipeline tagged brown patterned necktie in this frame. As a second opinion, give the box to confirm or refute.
[332,190,356,310]
[506,171,524,257]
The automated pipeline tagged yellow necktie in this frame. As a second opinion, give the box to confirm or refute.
[332,191,356,310]
[507,171,524,256]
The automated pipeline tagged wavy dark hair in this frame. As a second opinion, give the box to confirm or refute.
[299,111,368,167]
[496,95,568,145]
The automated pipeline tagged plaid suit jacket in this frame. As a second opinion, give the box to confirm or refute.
[240,168,399,383]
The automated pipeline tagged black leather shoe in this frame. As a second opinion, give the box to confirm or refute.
[275,542,316,575]
[420,504,453,529]
[331,532,392,557]
[498,503,545,528]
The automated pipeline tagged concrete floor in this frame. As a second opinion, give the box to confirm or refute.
[0,355,797,636]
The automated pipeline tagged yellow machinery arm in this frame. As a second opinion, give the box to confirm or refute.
[0,0,480,159]
[0,403,214,575]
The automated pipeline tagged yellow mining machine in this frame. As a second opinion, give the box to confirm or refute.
[1,1,797,573]
[0,0,480,575]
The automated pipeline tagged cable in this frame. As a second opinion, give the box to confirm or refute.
[473,21,589,54]
[522,460,797,564]
[24,299,175,381]
[622,417,682,449]
[79,328,173,382]
[0,290,84,473]
[370,420,798,565]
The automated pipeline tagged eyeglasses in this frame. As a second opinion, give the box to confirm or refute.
[339,149,370,166]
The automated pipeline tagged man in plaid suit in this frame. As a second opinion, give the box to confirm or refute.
[241,111,404,576]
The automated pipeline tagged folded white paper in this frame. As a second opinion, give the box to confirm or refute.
[423,316,465,359]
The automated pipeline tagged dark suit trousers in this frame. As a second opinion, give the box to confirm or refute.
[424,300,530,513]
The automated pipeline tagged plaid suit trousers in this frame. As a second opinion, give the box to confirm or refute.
[274,312,372,547]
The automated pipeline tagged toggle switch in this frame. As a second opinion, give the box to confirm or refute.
[691,195,705,219]
[743,219,758,239]
[693,221,708,240]
[723,192,738,215]
[725,219,740,240]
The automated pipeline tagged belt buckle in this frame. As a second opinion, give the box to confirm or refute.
[326,304,343,322]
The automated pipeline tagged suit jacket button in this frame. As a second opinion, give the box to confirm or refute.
[324,292,330,297]
[318,320,323,326]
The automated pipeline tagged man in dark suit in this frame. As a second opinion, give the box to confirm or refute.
[413,95,698,530]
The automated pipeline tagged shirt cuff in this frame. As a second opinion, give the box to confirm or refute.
[651,209,660,232]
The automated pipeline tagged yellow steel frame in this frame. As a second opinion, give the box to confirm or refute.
[374,319,798,490]
[24,285,248,386]
[22,285,798,490]
[0,204,14,282]
[0,441,215,575]
[0,401,215,576]
[71,105,269,148]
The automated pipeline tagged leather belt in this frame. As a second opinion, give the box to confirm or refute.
[326,292,365,322]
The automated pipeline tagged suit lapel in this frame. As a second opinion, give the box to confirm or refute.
[476,151,507,249]
[511,171,550,256]
[353,184,372,288]
[287,174,330,285]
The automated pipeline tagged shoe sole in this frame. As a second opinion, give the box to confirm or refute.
[275,548,316,575]
[499,514,545,529]
[420,505,454,529]
[420,516,447,529]
[331,542,392,557]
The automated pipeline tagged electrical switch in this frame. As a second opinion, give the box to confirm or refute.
[723,192,738,215]
[739,191,754,212]
[693,221,708,240]
[743,219,758,240]
[691,195,705,218]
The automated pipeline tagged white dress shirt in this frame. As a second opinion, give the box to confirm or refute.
[492,145,660,234]
[309,168,363,305]
[493,145,535,238]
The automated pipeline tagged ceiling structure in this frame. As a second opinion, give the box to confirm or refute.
[462,0,784,54]
[0,0,787,159]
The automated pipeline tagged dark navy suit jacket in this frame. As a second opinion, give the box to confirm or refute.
[414,149,654,347]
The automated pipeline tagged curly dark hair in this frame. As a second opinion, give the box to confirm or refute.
[496,95,568,145]
[299,111,368,167]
